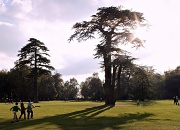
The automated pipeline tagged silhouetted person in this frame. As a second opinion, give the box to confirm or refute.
[173,96,176,104]
[19,101,26,120]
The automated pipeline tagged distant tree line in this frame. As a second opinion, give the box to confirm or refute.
[0,64,180,102]
[0,66,78,102]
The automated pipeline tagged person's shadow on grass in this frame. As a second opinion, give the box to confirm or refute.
[0,105,154,130]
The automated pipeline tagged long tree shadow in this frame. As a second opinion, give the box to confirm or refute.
[0,105,155,130]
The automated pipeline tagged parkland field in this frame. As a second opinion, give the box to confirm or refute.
[0,100,180,130]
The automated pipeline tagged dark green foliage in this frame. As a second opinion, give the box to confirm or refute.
[80,73,104,100]
[129,66,150,101]
[163,66,180,98]
[38,74,57,100]
[111,54,136,100]
[15,38,54,102]
[0,67,64,101]
[16,38,54,75]
[1,65,180,101]
[6,66,33,101]
[52,73,64,100]
[0,70,9,101]
[63,78,79,100]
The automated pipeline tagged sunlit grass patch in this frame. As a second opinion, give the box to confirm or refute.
[0,100,180,130]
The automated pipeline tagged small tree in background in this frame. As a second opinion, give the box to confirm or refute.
[80,73,104,100]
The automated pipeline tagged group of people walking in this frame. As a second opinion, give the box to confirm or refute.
[10,99,34,123]
[173,96,179,105]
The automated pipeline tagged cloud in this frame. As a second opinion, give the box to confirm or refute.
[0,23,26,55]
[0,0,180,82]
[26,0,99,22]
[0,52,16,70]
[57,56,100,76]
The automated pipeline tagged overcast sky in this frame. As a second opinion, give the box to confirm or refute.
[0,0,180,83]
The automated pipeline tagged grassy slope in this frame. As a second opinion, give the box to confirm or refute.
[0,100,179,130]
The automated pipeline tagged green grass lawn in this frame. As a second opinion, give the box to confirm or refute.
[0,100,179,130]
